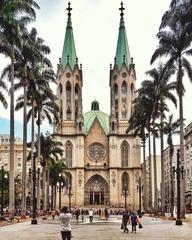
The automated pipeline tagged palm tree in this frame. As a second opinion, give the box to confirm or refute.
[151,2,192,217]
[0,0,39,213]
[38,132,64,213]
[49,160,66,210]
[145,65,177,215]
[163,114,180,218]
[1,27,53,214]
[127,93,153,211]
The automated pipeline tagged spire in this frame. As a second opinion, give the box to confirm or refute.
[61,2,77,70]
[115,2,131,69]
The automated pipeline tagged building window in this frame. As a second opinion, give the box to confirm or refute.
[122,172,129,193]
[66,141,72,168]
[66,81,71,120]
[114,84,118,118]
[121,141,128,167]
[121,81,127,118]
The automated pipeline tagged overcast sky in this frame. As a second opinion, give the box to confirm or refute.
[1,0,192,147]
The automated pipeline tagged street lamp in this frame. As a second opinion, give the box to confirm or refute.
[173,149,184,225]
[65,179,72,213]
[122,185,128,210]
[1,166,8,216]
[140,133,148,212]
[57,173,64,211]
[137,175,143,217]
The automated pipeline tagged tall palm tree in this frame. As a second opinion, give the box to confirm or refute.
[163,114,180,218]
[151,2,192,217]
[38,132,64,213]
[127,92,153,211]
[49,160,66,210]
[1,27,52,214]
[0,0,39,213]
[145,65,177,215]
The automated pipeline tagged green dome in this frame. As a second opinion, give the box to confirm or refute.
[83,110,109,134]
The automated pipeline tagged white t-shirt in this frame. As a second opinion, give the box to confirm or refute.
[89,210,93,216]
[59,213,72,231]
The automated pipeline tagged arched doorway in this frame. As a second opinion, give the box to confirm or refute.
[85,175,109,205]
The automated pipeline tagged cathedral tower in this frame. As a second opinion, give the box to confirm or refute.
[109,2,136,134]
[56,2,83,134]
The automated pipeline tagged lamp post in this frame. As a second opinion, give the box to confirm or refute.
[57,173,64,211]
[173,149,184,225]
[1,166,8,216]
[68,183,72,213]
[122,185,128,210]
[137,175,143,217]
[36,167,40,215]
[140,133,148,212]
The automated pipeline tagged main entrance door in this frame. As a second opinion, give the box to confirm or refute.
[85,174,109,205]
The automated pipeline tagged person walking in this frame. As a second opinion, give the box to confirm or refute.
[81,208,84,221]
[89,209,93,223]
[130,212,138,234]
[59,206,72,240]
[122,210,129,233]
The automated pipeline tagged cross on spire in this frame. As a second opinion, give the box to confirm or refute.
[67,2,72,16]
[119,1,125,16]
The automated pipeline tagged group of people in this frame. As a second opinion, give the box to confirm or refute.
[59,206,142,240]
[122,210,141,234]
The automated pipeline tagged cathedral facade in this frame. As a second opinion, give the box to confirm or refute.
[54,2,141,210]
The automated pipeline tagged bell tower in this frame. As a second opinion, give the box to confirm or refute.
[109,2,136,134]
[56,2,83,134]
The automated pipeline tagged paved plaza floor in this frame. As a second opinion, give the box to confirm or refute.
[0,215,192,240]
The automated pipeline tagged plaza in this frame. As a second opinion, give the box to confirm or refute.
[0,215,192,240]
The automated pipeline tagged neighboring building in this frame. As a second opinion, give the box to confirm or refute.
[0,134,30,174]
[184,122,192,212]
[145,155,161,212]
[54,3,141,208]
[163,145,179,213]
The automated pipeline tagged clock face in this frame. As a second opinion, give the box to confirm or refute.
[88,142,106,161]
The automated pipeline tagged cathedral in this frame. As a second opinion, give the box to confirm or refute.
[54,2,141,209]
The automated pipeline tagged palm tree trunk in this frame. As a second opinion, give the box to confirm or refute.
[42,166,46,214]
[148,130,152,212]
[31,98,36,215]
[142,134,147,212]
[160,104,165,216]
[153,131,158,214]
[21,74,27,215]
[46,168,50,211]
[51,184,53,210]
[9,53,15,214]
[36,114,41,213]
[170,149,174,218]
[179,92,185,218]
[54,185,57,210]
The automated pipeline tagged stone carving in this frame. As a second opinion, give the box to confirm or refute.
[111,171,116,186]
[78,171,83,186]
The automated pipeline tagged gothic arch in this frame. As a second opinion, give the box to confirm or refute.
[85,174,109,205]
[66,81,72,119]
[65,141,73,168]
[114,83,118,117]
[122,172,129,193]
[59,83,62,94]
[121,81,127,118]
[75,84,81,118]
[121,140,129,167]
